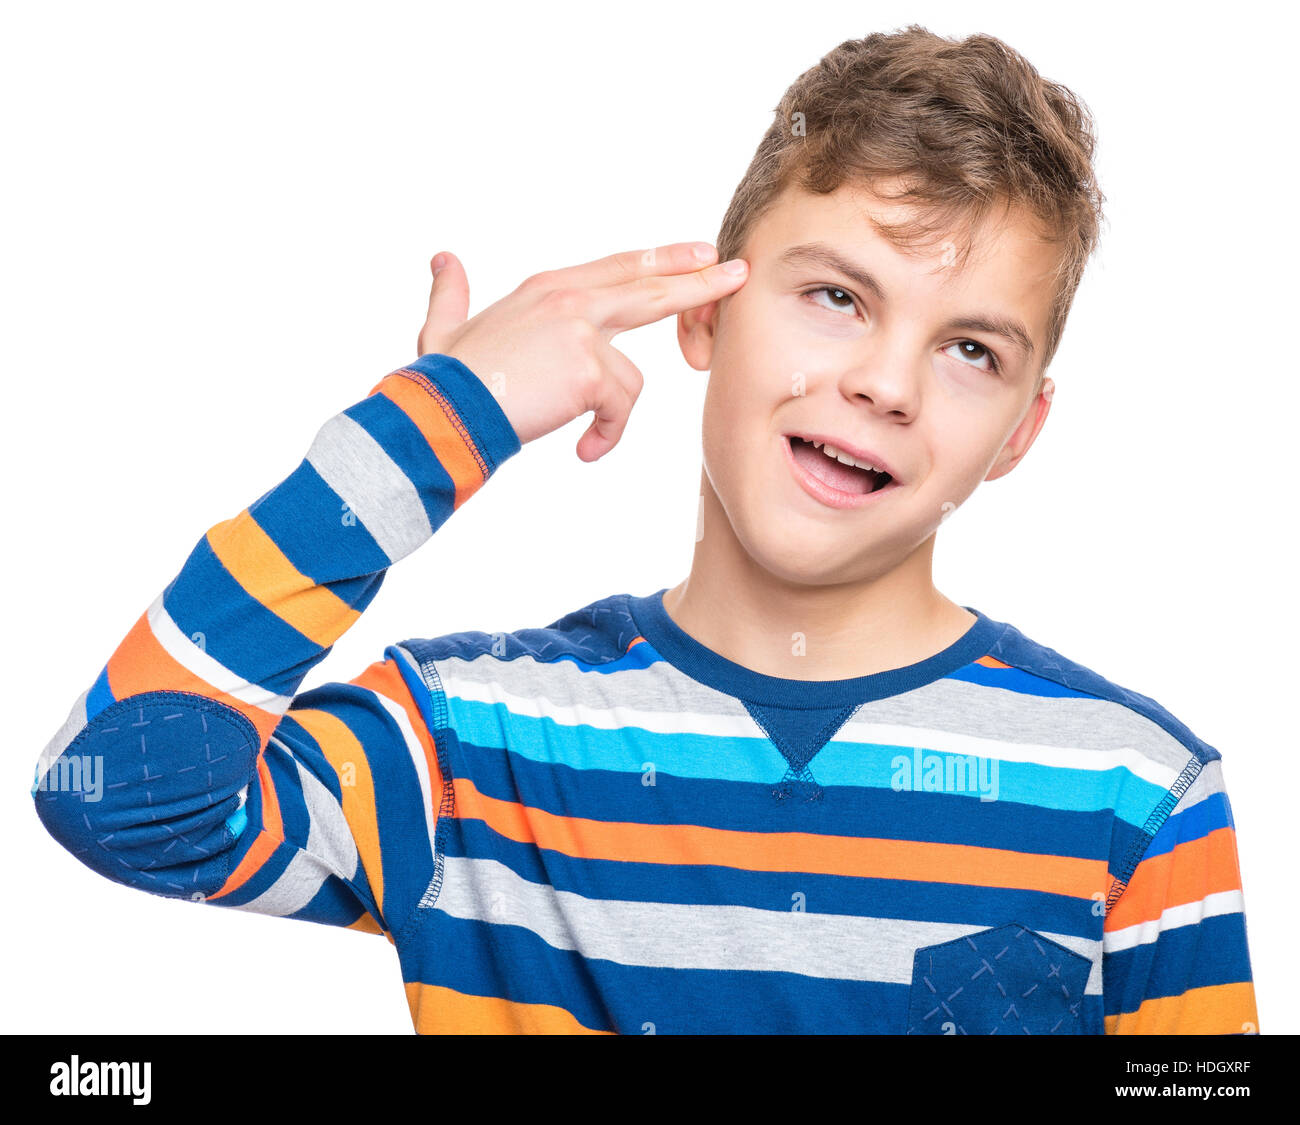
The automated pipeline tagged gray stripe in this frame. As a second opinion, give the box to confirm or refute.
[307,411,432,564]
[35,689,90,787]
[434,855,1103,993]
[862,677,1197,772]
[232,849,330,917]
[437,649,751,721]
[1172,757,1226,804]
[292,745,360,880]
[229,744,359,917]
[437,648,1197,774]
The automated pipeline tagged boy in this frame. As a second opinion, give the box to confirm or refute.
[33,25,1256,1034]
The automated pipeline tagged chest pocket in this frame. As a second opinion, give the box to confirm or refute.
[906,922,1091,1035]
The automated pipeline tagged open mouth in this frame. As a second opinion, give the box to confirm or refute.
[787,435,894,495]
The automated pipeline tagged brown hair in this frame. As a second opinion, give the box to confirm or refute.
[716,25,1106,391]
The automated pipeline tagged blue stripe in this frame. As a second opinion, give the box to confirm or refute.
[449,732,1113,860]
[409,909,1104,1033]
[282,686,436,930]
[86,664,115,720]
[343,391,458,532]
[445,816,1100,938]
[266,743,312,861]
[947,662,1098,698]
[247,460,390,591]
[405,353,521,473]
[214,831,297,908]
[1141,792,1234,860]
[162,535,329,697]
[290,874,381,929]
[1104,911,1252,1015]
[443,697,1170,827]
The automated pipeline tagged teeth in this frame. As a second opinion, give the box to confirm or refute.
[811,439,881,475]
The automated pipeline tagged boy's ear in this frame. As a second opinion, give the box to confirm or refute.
[676,301,720,372]
[985,376,1054,482]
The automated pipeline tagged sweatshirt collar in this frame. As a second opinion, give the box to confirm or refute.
[625,587,1007,708]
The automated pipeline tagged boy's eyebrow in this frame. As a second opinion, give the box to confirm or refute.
[778,241,1036,361]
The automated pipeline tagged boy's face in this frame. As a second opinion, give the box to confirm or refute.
[678,180,1060,588]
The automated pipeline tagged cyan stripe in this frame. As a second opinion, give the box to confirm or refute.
[443,696,1170,826]
[224,803,248,839]
[448,730,1112,859]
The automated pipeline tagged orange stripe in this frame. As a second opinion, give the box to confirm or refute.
[1105,828,1244,931]
[451,776,1105,898]
[1105,981,1258,1034]
[206,509,359,648]
[404,982,612,1034]
[376,371,488,507]
[290,705,386,923]
[352,657,443,806]
[208,754,283,901]
[107,610,281,743]
[346,912,385,936]
[975,655,1010,668]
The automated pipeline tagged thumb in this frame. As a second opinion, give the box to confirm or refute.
[417,251,470,358]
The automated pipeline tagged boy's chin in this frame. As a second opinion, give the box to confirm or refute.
[735,522,877,587]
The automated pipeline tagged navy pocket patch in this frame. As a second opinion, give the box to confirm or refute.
[906,922,1091,1035]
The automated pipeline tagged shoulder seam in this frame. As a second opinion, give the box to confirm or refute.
[1105,753,1202,914]
[394,650,455,947]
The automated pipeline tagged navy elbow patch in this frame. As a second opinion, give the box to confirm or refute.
[34,690,262,900]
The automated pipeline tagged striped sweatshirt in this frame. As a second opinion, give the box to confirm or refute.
[32,352,1258,1035]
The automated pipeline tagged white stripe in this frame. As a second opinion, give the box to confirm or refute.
[147,593,292,714]
[1103,889,1246,954]
[306,411,432,564]
[437,670,748,736]
[435,669,1179,788]
[841,719,1180,789]
[370,690,437,870]
[33,689,90,790]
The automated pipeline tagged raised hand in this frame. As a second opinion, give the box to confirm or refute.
[416,243,749,461]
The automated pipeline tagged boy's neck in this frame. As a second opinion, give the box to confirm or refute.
[662,523,975,683]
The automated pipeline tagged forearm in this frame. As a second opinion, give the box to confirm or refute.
[33,353,519,900]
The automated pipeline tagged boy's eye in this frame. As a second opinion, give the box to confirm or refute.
[803,285,858,316]
[803,286,1002,375]
[944,340,999,373]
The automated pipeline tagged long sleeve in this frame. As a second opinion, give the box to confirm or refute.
[32,352,521,940]
[1101,758,1259,1033]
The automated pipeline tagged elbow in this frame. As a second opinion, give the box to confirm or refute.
[33,689,261,900]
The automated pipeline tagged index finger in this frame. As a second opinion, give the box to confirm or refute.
[586,255,749,336]
[549,241,721,290]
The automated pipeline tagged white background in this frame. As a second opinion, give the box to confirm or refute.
[2,0,1294,1034]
